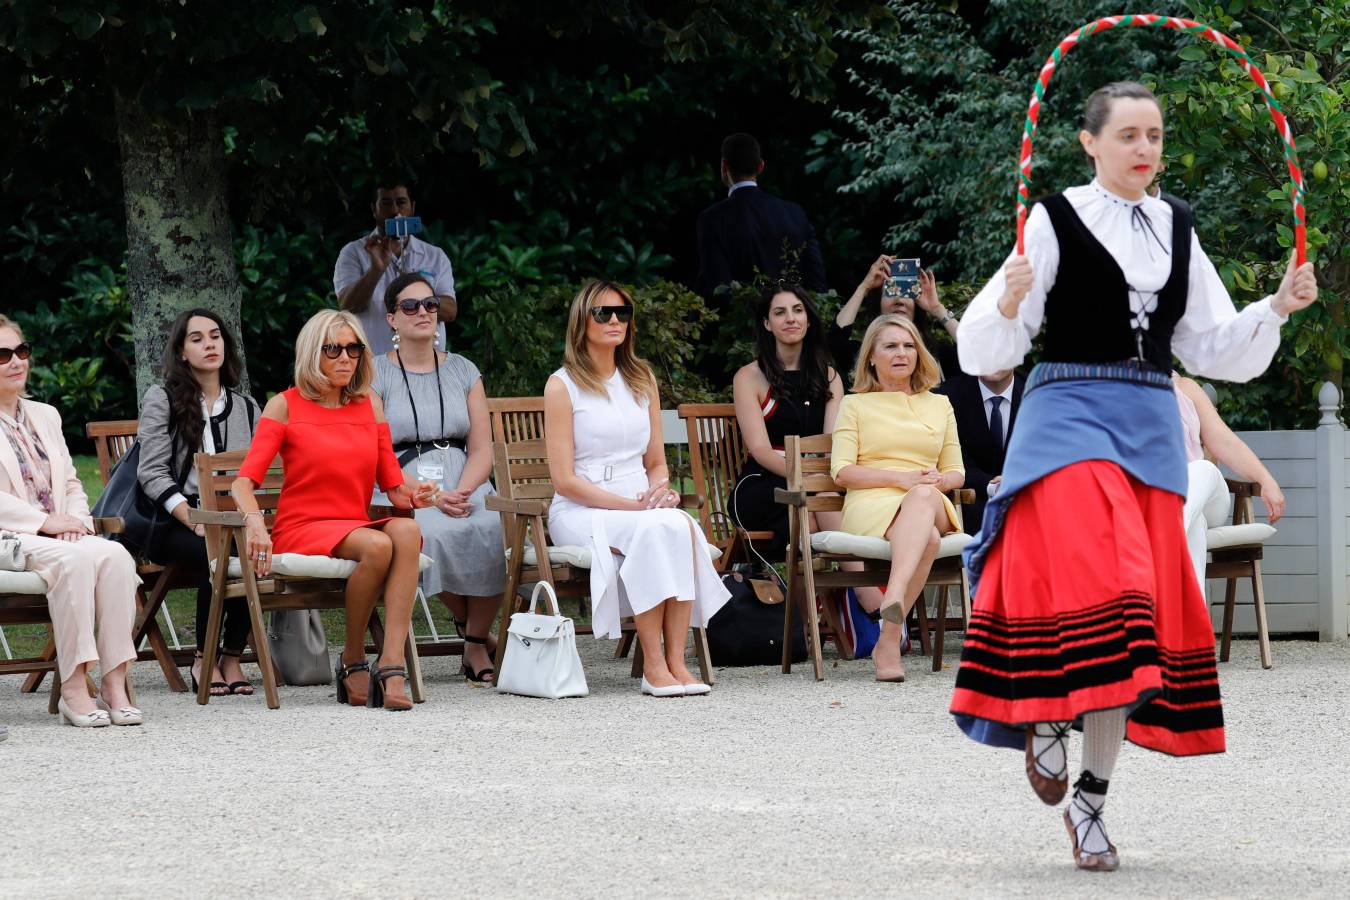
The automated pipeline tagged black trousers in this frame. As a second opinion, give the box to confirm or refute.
[147,520,250,653]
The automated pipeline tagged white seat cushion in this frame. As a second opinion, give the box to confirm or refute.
[211,552,434,579]
[810,530,972,561]
[1206,523,1276,551]
[0,569,49,594]
[507,543,723,570]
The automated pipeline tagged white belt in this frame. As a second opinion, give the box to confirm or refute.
[578,463,646,484]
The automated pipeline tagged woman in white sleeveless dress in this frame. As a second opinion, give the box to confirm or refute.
[544,280,730,697]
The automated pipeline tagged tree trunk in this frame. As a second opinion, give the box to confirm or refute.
[112,90,246,405]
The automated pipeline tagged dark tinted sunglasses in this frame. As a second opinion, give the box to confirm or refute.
[0,343,32,364]
[321,342,366,360]
[589,305,634,324]
[397,297,440,315]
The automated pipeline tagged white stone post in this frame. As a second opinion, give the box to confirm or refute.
[1314,381,1347,641]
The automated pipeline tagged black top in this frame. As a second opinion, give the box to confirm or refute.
[1039,192,1192,371]
[742,369,827,475]
[695,185,827,299]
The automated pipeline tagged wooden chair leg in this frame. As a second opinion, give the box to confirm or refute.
[615,631,635,659]
[630,633,645,679]
[914,590,932,657]
[1250,560,1273,670]
[818,589,853,662]
[493,516,529,674]
[20,635,55,693]
[932,585,948,673]
[135,570,189,692]
[1219,576,1237,663]
[781,520,800,675]
[404,631,426,702]
[230,529,280,709]
[798,507,825,681]
[692,626,714,685]
[960,568,972,631]
[47,663,60,714]
[198,530,232,705]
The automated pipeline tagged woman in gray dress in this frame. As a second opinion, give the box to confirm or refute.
[373,272,505,683]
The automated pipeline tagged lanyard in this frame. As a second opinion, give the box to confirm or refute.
[395,349,446,452]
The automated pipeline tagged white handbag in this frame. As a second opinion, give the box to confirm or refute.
[0,531,24,572]
[495,581,589,699]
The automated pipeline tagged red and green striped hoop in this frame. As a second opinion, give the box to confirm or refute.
[1017,13,1307,265]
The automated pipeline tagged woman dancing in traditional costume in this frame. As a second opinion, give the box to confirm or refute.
[951,82,1318,871]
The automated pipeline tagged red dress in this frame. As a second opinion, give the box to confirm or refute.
[238,388,407,556]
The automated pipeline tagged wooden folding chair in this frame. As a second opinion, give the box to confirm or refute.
[1,517,134,713]
[1206,478,1276,670]
[188,449,427,709]
[774,434,976,680]
[486,437,715,685]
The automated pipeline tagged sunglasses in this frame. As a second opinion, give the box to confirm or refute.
[321,342,366,360]
[589,305,634,324]
[397,297,440,315]
[0,343,32,364]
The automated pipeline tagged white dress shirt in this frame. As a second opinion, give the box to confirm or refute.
[957,179,1287,381]
[728,180,758,197]
[978,379,1015,448]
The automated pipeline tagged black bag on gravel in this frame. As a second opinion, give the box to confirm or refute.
[706,572,806,666]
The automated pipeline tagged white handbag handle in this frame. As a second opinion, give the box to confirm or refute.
[529,581,561,616]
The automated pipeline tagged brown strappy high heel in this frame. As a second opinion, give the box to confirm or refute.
[367,663,412,711]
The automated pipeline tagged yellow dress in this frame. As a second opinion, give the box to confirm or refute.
[830,390,965,536]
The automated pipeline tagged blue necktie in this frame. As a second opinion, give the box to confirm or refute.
[989,396,1005,449]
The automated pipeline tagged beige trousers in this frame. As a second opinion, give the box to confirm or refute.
[17,534,139,681]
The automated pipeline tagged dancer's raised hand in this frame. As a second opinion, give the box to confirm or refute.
[999,255,1035,318]
[1272,255,1318,317]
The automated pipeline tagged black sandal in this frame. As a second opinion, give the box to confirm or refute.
[368,663,413,711]
[191,653,230,697]
[460,634,495,684]
[334,658,370,706]
[219,649,254,696]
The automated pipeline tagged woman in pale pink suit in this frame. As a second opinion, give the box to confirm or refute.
[0,314,141,727]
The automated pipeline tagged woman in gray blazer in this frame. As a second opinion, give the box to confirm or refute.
[137,309,260,696]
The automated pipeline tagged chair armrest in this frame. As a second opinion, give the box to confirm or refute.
[485,495,550,516]
[369,504,414,519]
[1225,478,1260,498]
[188,509,247,527]
[92,516,123,535]
[774,488,807,507]
[951,488,976,505]
[679,493,704,510]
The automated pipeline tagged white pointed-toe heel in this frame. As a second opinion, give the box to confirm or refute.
[681,682,711,696]
[58,697,111,728]
[96,697,143,726]
[640,677,685,698]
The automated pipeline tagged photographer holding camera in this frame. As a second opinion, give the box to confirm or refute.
[334,181,457,355]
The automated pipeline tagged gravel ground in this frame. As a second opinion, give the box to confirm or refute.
[2,636,1347,898]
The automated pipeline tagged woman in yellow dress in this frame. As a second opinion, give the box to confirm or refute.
[831,313,964,681]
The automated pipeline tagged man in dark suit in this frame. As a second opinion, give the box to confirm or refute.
[939,368,1026,534]
[695,132,827,301]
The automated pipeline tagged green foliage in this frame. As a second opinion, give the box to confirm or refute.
[1148,0,1350,427]
[457,279,718,405]
[15,261,134,444]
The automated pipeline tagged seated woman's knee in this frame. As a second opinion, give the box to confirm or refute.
[384,516,422,550]
[908,483,941,505]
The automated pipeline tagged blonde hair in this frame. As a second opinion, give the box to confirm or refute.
[0,314,29,399]
[294,309,374,403]
[562,280,657,402]
[851,313,942,394]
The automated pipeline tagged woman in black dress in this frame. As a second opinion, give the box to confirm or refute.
[730,284,843,554]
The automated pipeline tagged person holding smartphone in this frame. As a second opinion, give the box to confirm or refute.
[543,280,730,697]
[830,255,960,381]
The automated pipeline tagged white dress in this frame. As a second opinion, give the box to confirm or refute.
[546,368,729,640]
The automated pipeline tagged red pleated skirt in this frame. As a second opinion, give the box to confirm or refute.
[951,460,1225,756]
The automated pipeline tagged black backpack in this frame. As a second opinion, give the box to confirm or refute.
[706,572,807,666]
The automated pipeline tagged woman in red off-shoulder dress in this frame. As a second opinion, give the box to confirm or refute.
[235,310,436,710]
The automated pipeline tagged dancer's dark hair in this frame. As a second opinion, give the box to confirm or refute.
[754,284,831,405]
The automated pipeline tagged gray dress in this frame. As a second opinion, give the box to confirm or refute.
[373,353,505,597]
